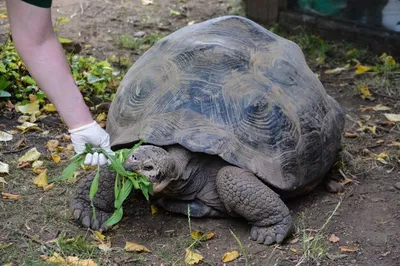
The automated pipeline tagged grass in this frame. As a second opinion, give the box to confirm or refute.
[118,33,166,51]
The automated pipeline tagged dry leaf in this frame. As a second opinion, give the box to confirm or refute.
[221,250,240,263]
[372,104,391,111]
[188,20,196,25]
[0,162,9,174]
[43,252,65,264]
[15,100,40,115]
[51,154,61,163]
[324,64,350,74]
[355,64,373,74]
[388,141,400,147]
[141,0,153,5]
[33,169,48,188]
[339,177,353,186]
[2,192,22,200]
[124,241,151,253]
[32,160,44,168]
[329,234,340,243]
[18,148,41,162]
[46,140,59,152]
[96,112,107,122]
[0,131,13,142]
[0,176,8,186]
[43,183,55,191]
[169,8,181,16]
[94,231,106,242]
[376,152,389,159]
[185,249,203,265]
[150,204,158,216]
[344,132,358,138]
[339,246,358,252]
[16,122,41,132]
[383,113,400,122]
[290,247,299,254]
[376,140,384,144]
[191,230,215,241]
[18,115,31,123]
[66,256,98,266]
[43,104,57,112]
[98,243,112,252]
[357,85,373,100]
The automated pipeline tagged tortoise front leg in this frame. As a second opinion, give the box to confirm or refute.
[71,167,116,231]
[216,166,293,245]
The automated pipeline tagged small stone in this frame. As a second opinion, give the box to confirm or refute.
[388,186,396,192]
[394,182,400,190]
[134,31,146,37]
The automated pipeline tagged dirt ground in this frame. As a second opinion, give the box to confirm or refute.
[1,0,400,265]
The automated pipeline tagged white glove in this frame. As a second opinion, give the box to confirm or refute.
[69,121,114,166]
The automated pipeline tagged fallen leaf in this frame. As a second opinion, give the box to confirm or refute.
[98,243,112,252]
[344,132,358,138]
[51,154,61,163]
[357,85,373,100]
[0,162,9,174]
[188,20,196,25]
[150,204,158,216]
[15,100,40,115]
[339,246,358,252]
[17,161,31,168]
[124,241,151,253]
[46,140,59,152]
[290,247,299,254]
[376,140,384,144]
[388,141,400,147]
[16,122,41,132]
[2,192,22,200]
[0,176,8,186]
[94,231,106,242]
[18,115,30,123]
[169,8,181,16]
[376,152,389,159]
[18,148,41,162]
[360,115,371,121]
[33,169,48,188]
[8,129,19,135]
[0,131,13,141]
[324,64,350,74]
[96,112,107,122]
[185,249,203,265]
[221,250,240,263]
[43,104,57,112]
[43,183,55,191]
[66,256,98,266]
[141,0,153,5]
[329,234,340,243]
[191,230,215,241]
[32,160,44,168]
[383,113,400,122]
[42,252,66,264]
[372,104,391,111]
[355,64,373,75]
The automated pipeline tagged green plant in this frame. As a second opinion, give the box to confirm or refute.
[118,33,165,51]
[52,140,152,227]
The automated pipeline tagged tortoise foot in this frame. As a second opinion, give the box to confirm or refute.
[250,216,293,245]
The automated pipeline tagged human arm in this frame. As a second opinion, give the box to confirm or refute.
[6,0,113,165]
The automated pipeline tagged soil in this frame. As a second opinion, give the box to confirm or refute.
[1,0,400,265]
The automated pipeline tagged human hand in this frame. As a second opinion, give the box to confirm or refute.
[69,121,114,166]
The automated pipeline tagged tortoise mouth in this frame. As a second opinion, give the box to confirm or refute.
[151,179,171,194]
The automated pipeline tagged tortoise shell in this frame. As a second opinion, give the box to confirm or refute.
[107,16,345,193]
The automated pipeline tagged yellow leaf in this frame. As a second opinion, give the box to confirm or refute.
[43,104,57,112]
[96,112,107,122]
[388,141,400,147]
[66,256,98,266]
[329,234,340,243]
[94,231,106,242]
[16,122,41,133]
[355,64,373,75]
[2,263,13,266]
[169,8,181,16]
[357,85,372,100]
[0,161,9,174]
[0,14,8,19]
[1,192,22,200]
[290,247,298,254]
[185,249,203,265]
[15,100,40,115]
[339,246,358,252]
[150,204,158,216]
[33,169,48,188]
[18,115,30,123]
[43,252,65,264]
[324,64,350,74]
[221,250,240,263]
[190,230,215,241]
[124,241,151,253]
[98,243,112,252]
[18,148,41,162]
[383,113,400,122]
[0,131,13,141]
[51,154,61,163]
[376,152,389,159]
[46,140,59,152]
[32,160,44,168]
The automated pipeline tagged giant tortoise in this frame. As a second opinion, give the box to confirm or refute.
[71,15,345,245]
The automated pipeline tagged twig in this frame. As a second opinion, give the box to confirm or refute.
[1,146,30,155]
[14,230,53,248]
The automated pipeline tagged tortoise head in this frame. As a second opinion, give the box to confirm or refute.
[124,145,177,194]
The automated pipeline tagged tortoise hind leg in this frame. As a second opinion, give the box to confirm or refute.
[216,166,293,245]
[71,167,116,231]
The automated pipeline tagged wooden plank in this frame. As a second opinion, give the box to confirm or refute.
[244,0,283,25]
[279,10,400,59]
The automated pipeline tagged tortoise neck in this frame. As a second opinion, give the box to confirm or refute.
[166,145,193,178]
